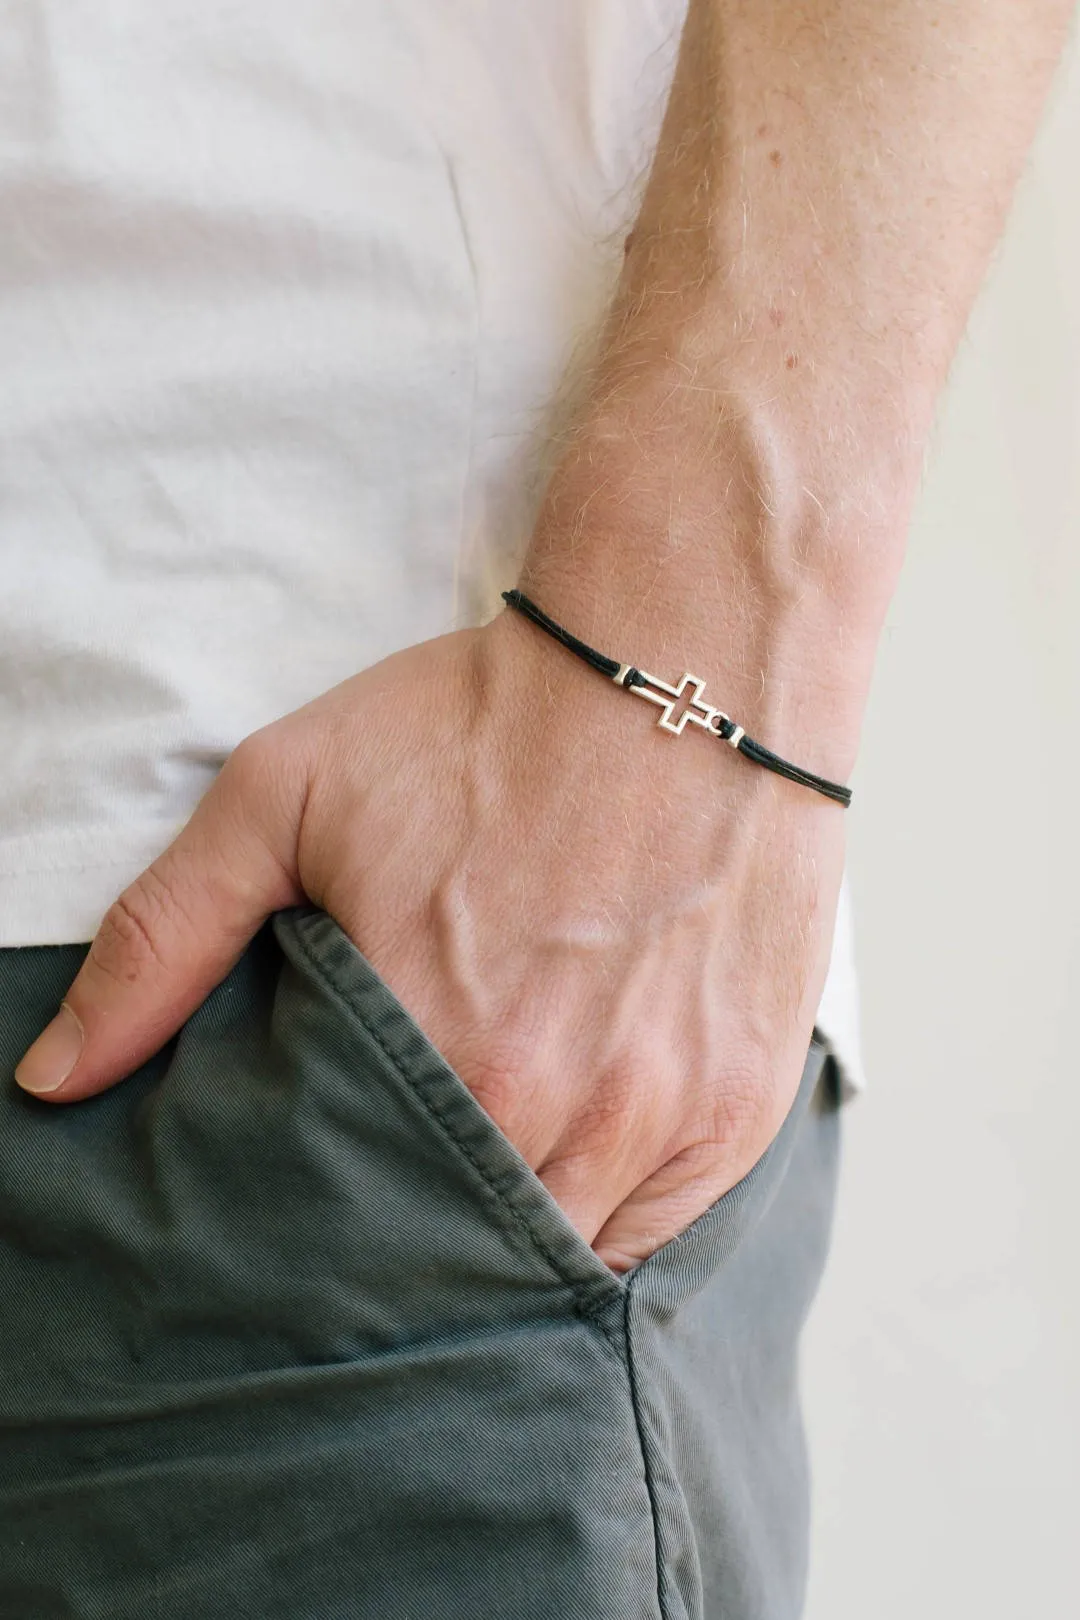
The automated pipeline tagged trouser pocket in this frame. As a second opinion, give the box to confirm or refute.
[0,909,660,1620]
[0,906,841,1620]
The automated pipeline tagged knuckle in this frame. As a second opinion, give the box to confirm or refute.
[222,727,291,811]
[227,725,281,781]
[220,723,310,851]
[578,1061,648,1133]
[548,1059,657,1168]
[452,1026,560,1153]
[89,872,181,987]
[689,1041,780,1160]
[721,1036,778,1120]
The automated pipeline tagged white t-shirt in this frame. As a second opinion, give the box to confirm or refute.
[0,0,865,1090]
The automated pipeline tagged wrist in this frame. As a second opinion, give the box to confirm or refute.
[511,387,899,789]
[483,564,861,821]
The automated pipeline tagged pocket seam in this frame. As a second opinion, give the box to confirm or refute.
[284,911,628,1342]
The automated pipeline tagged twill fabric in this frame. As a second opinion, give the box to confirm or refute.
[0,905,842,1619]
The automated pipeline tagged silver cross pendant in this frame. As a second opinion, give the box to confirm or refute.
[613,665,745,748]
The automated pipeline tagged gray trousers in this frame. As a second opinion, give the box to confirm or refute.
[0,905,842,1620]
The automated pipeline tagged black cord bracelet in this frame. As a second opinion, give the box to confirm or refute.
[501,589,852,808]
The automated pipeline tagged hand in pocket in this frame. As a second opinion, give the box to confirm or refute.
[15,609,849,1271]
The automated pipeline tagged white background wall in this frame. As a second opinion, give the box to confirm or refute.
[804,25,1080,1619]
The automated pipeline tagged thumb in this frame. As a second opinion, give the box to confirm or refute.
[14,732,308,1104]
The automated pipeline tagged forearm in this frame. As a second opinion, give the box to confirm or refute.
[519,0,1073,763]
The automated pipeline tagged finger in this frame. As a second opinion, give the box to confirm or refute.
[14,731,308,1104]
[537,1143,649,1256]
[589,1145,740,1273]
[534,1083,677,1255]
[535,1165,615,1252]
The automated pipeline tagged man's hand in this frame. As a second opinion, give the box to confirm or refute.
[13,601,849,1272]
[14,0,1072,1271]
